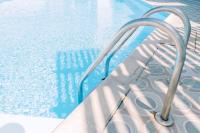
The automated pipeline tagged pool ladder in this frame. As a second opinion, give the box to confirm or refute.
[78,6,191,126]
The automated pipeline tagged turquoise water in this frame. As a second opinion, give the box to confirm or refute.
[0,0,164,118]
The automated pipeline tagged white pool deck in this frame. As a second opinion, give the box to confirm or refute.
[1,1,200,133]
[0,113,62,133]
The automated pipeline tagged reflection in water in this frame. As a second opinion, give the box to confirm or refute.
[97,0,113,36]
[0,0,156,118]
[52,49,102,118]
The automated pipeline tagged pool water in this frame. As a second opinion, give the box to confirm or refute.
[0,0,164,118]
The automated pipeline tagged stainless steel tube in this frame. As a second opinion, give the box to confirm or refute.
[103,6,191,79]
[143,6,191,45]
[78,19,186,126]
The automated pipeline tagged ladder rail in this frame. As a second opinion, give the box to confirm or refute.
[78,18,186,126]
[144,6,191,44]
[103,6,191,79]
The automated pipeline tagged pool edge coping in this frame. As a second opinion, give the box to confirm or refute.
[52,38,157,133]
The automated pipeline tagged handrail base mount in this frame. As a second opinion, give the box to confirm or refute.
[155,112,174,127]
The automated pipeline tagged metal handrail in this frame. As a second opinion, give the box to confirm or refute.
[78,18,186,126]
[103,6,191,79]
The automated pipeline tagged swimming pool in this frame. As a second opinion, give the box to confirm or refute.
[0,0,165,119]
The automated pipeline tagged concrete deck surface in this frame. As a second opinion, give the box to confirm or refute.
[104,29,200,133]
[103,0,200,132]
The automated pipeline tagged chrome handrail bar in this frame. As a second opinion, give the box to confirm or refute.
[78,18,186,126]
[103,6,191,79]
[144,6,191,44]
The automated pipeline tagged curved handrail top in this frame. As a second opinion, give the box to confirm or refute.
[78,18,186,103]
[121,18,185,57]
[143,6,191,45]
[103,6,191,79]
[79,7,191,86]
